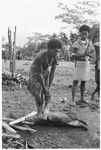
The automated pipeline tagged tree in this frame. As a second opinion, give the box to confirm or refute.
[20,32,52,59]
[27,32,51,43]
[19,42,37,59]
[36,41,47,54]
[89,23,100,43]
[27,32,51,55]
[2,36,6,43]
[51,33,58,38]
[56,0,100,28]
[59,32,68,45]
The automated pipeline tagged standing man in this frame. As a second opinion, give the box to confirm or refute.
[91,29,100,100]
[71,25,94,105]
[91,42,100,100]
[27,38,62,118]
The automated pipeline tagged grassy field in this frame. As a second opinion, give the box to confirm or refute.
[2,60,100,148]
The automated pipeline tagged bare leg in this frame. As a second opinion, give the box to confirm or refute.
[27,78,44,119]
[97,84,100,97]
[43,71,50,118]
[91,87,98,100]
[91,85,99,100]
[44,71,50,111]
[44,94,51,110]
[42,94,51,120]
[72,80,78,102]
[80,81,86,102]
[35,94,43,118]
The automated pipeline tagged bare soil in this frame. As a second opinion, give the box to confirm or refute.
[2,60,100,148]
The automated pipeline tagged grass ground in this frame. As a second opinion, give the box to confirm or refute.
[2,60,100,148]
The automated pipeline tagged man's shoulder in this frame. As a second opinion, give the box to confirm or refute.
[37,49,47,55]
[35,50,47,59]
[31,50,47,67]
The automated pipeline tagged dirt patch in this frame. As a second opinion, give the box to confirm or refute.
[2,60,100,148]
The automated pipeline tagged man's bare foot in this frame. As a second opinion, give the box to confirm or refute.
[80,99,89,104]
[37,113,43,119]
[44,109,49,114]
[76,100,88,107]
[70,101,77,106]
[43,109,49,120]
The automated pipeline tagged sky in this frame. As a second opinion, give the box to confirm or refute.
[1,0,77,46]
[1,0,99,46]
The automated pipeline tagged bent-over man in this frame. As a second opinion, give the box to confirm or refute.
[27,38,62,118]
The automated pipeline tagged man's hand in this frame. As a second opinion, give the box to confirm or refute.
[72,53,85,61]
[44,88,51,98]
[83,51,90,57]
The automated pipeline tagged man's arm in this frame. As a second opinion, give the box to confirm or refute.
[49,64,57,87]
[38,73,46,90]
[37,65,49,93]
[72,41,84,60]
[87,41,95,58]
[94,44,100,64]
[72,48,87,60]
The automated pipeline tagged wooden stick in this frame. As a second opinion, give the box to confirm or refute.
[10,125,37,133]
[12,26,16,78]
[2,122,17,134]
[2,118,34,125]
[2,118,14,122]
[25,141,28,149]
[2,133,20,139]
[21,121,34,125]
[13,141,24,147]
[14,26,16,45]
[9,111,37,125]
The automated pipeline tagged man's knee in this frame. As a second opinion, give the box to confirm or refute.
[44,71,49,86]
[45,93,51,103]
[36,94,43,105]
[73,80,78,87]
[81,81,86,85]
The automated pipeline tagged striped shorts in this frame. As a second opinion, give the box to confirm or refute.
[27,71,49,97]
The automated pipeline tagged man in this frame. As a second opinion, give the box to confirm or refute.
[71,25,94,106]
[27,38,62,118]
[91,42,100,100]
[91,29,100,100]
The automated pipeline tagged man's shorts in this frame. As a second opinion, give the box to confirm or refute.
[27,71,49,97]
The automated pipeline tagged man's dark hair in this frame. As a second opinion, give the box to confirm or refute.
[79,25,90,33]
[47,38,63,49]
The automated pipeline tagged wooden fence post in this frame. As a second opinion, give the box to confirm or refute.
[8,28,12,60]
[8,26,16,78]
[12,26,16,78]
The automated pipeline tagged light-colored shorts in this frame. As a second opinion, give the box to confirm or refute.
[74,61,90,81]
